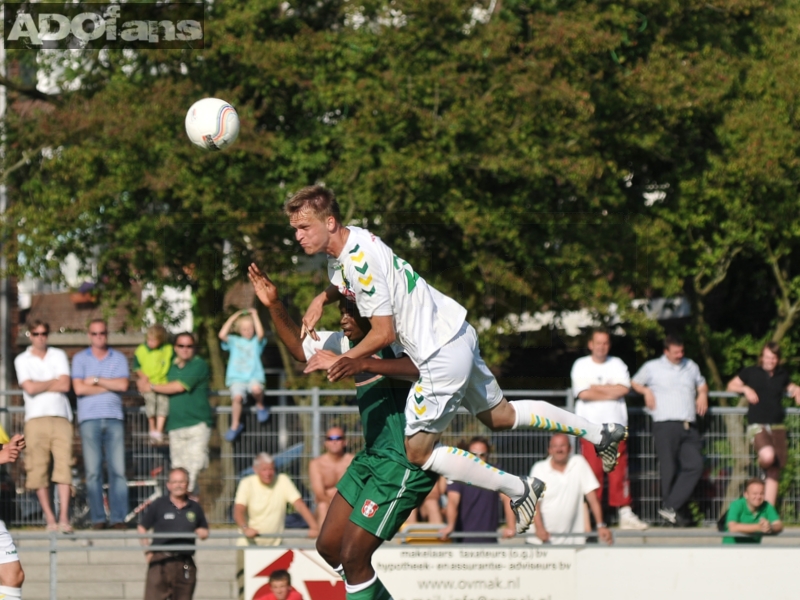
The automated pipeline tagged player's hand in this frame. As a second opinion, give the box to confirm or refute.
[598,526,613,545]
[248,263,279,308]
[304,350,340,374]
[301,294,327,341]
[744,386,759,404]
[326,356,362,382]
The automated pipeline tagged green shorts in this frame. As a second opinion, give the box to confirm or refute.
[337,451,438,540]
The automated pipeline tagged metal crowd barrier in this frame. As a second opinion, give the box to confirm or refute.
[0,389,797,528]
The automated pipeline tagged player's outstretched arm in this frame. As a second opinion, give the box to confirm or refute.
[327,355,419,383]
[248,263,306,362]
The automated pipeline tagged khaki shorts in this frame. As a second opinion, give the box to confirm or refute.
[24,416,73,489]
[142,391,170,419]
[749,424,788,469]
[169,422,210,492]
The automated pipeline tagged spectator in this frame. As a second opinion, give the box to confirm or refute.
[233,453,318,546]
[723,478,783,544]
[529,434,612,545]
[406,478,446,526]
[133,324,173,445]
[439,437,516,544]
[571,328,647,530]
[308,426,354,526]
[632,334,708,526]
[262,570,303,600]
[136,332,212,496]
[71,318,130,530]
[219,309,268,442]
[13,320,74,533]
[138,467,209,600]
[726,342,800,507]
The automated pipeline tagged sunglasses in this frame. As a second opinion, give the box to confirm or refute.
[175,344,195,349]
[30,332,48,337]
[89,331,108,336]
[326,435,344,441]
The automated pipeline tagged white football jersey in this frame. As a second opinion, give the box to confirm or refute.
[328,226,467,364]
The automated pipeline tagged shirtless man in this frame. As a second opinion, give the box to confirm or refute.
[309,426,354,526]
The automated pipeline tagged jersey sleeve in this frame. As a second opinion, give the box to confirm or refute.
[234,478,251,506]
[54,349,71,377]
[279,474,302,505]
[194,505,209,530]
[631,361,651,387]
[689,360,707,388]
[301,332,346,361]
[575,456,601,495]
[13,355,30,384]
[614,358,631,387]
[738,366,754,386]
[764,502,781,523]
[570,359,592,397]
[726,499,744,525]
[71,353,86,379]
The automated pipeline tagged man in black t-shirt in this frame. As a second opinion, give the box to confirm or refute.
[727,342,800,507]
[138,467,209,600]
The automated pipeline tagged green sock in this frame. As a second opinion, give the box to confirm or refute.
[345,575,392,600]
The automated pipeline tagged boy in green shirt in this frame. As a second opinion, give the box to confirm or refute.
[724,477,783,544]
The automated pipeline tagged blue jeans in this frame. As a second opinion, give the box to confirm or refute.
[79,418,129,525]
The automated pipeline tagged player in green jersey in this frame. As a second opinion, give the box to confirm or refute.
[249,263,453,600]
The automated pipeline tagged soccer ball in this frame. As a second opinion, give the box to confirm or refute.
[185,98,240,151]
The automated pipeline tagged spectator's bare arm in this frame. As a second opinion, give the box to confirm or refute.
[439,489,460,540]
[500,493,516,539]
[578,384,630,401]
[292,498,319,538]
[585,489,612,545]
[696,383,709,416]
[233,504,258,539]
[308,459,327,509]
[631,381,656,411]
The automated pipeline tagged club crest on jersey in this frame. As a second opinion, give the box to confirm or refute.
[361,500,379,518]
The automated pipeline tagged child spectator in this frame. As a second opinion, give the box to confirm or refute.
[133,324,173,445]
[263,570,303,600]
[219,309,268,442]
[723,478,783,544]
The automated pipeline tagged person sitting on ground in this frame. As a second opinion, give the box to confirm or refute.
[219,309,268,442]
[723,477,783,544]
[233,453,318,546]
[133,324,173,445]
[309,426,354,526]
[262,570,303,600]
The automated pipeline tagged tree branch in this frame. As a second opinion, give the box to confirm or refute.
[0,76,59,104]
[0,144,45,185]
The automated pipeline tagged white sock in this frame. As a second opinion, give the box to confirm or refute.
[510,400,604,444]
[0,585,22,599]
[346,572,378,594]
[422,445,525,501]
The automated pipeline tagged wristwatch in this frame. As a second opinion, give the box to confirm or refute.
[597,522,608,528]
[92,376,99,385]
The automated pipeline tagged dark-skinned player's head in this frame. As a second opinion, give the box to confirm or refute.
[338,297,371,342]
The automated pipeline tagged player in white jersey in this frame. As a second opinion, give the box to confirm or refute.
[285,185,627,534]
[0,433,26,599]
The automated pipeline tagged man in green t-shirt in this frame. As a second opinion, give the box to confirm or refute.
[137,332,213,496]
[723,477,783,544]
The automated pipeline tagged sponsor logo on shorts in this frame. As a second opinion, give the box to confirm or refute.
[361,500,379,518]
[5,549,16,555]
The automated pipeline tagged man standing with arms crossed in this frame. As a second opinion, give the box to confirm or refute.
[571,328,646,530]
[286,185,627,535]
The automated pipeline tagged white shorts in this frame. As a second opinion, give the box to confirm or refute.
[404,322,503,436]
[0,521,19,564]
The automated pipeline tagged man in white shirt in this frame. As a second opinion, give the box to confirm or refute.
[571,329,646,530]
[13,320,74,533]
[530,434,611,545]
